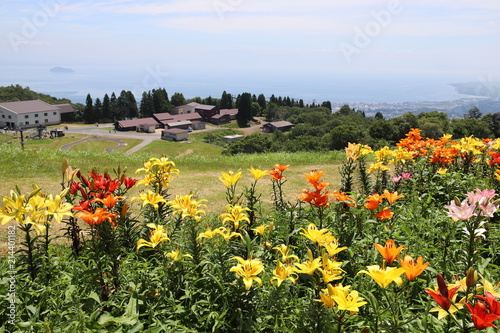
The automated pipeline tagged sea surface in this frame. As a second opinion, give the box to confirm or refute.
[0,65,471,105]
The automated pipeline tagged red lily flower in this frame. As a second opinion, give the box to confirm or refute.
[465,300,500,330]
[424,274,461,311]
[122,176,138,189]
[69,181,81,194]
[476,292,500,315]
[72,200,92,212]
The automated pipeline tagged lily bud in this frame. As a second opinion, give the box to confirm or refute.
[465,267,478,289]
[437,274,448,298]
[62,159,69,177]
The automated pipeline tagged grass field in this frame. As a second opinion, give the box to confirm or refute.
[0,132,345,213]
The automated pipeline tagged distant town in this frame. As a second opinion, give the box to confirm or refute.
[331,97,500,119]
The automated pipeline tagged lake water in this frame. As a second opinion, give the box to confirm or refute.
[0,65,469,104]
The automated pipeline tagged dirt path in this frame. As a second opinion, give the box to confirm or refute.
[176,149,194,158]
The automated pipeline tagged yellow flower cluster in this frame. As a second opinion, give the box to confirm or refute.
[135,157,179,189]
[169,194,207,221]
[0,186,73,234]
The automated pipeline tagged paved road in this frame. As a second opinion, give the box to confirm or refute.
[61,121,266,155]
[63,124,160,155]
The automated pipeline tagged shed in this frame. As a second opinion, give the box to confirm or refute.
[165,120,192,130]
[50,129,65,138]
[222,134,244,143]
[262,121,295,133]
[161,128,189,141]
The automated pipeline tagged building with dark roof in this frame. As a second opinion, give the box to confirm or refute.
[54,103,76,122]
[0,100,61,129]
[115,117,159,132]
[262,121,295,133]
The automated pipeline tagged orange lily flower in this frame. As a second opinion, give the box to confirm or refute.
[398,255,429,281]
[273,164,289,172]
[76,208,118,226]
[373,239,405,264]
[304,170,326,184]
[365,193,383,211]
[374,207,394,220]
[331,190,356,206]
[93,194,125,209]
[382,190,404,205]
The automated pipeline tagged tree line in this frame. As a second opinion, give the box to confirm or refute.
[77,88,330,125]
[224,104,500,154]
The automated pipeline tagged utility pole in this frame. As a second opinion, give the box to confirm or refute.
[20,128,25,150]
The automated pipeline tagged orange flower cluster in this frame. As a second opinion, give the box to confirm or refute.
[298,170,330,207]
[374,239,429,281]
[364,190,403,221]
[269,164,289,181]
[70,169,136,227]
[396,128,429,157]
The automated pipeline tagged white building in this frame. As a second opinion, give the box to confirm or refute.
[0,100,61,129]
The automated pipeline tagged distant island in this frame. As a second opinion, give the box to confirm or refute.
[49,67,75,73]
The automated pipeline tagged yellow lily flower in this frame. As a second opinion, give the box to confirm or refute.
[300,223,329,243]
[135,157,179,188]
[358,265,407,288]
[219,205,250,229]
[197,227,220,240]
[216,227,243,241]
[131,191,166,210]
[273,244,299,262]
[169,194,207,221]
[165,248,192,262]
[219,170,242,188]
[271,261,298,287]
[331,286,368,313]
[319,252,344,283]
[294,249,322,275]
[345,142,361,161]
[476,276,500,298]
[248,167,268,181]
[320,234,347,257]
[252,224,268,236]
[45,191,73,223]
[230,256,264,290]
[0,191,28,225]
[136,223,170,251]
[367,162,390,173]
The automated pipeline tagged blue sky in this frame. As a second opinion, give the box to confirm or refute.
[1,0,500,102]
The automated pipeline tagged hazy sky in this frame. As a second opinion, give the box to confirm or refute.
[1,0,500,101]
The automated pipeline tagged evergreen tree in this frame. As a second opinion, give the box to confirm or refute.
[110,92,117,121]
[220,91,233,109]
[83,94,94,124]
[152,88,170,113]
[94,97,102,123]
[171,92,186,107]
[257,94,266,110]
[464,106,482,119]
[321,101,332,111]
[299,99,304,108]
[126,91,139,118]
[237,92,253,127]
[102,94,111,121]
[140,92,154,117]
